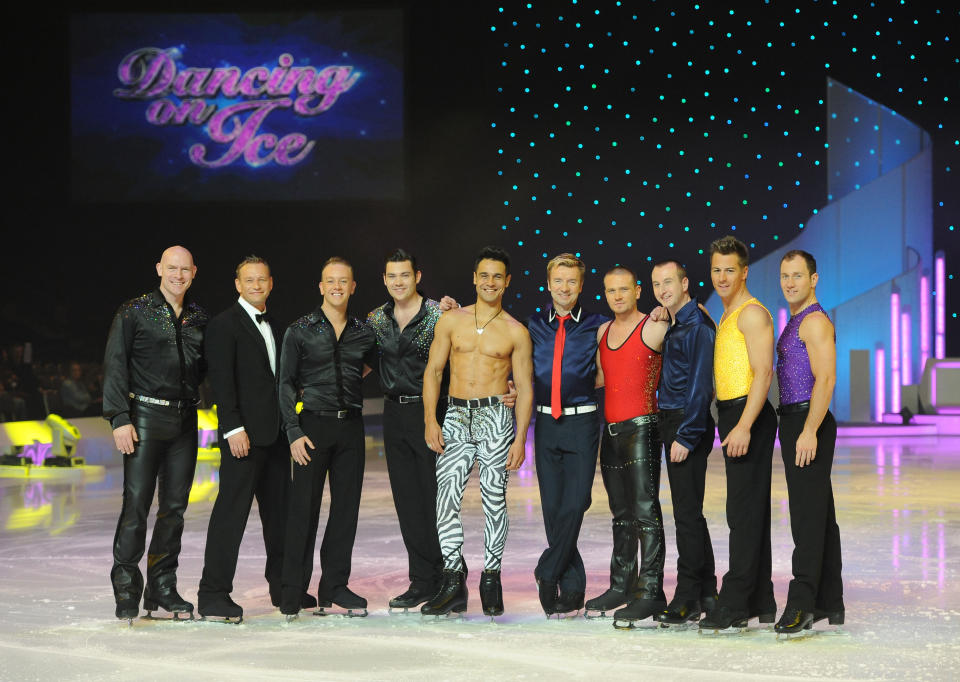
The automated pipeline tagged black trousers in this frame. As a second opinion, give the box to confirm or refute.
[534,410,601,592]
[778,408,844,612]
[599,417,666,601]
[111,403,198,603]
[716,398,777,613]
[197,432,288,606]
[660,408,718,603]
[280,412,364,612]
[383,399,444,590]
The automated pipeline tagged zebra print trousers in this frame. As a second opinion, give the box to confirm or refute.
[436,401,515,571]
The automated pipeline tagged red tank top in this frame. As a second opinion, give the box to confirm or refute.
[599,315,662,422]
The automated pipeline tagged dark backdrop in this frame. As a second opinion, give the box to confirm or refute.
[6,1,958,365]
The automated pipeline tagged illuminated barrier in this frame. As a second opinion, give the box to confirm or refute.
[0,414,105,480]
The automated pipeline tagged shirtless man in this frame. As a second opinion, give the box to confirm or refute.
[421,246,534,618]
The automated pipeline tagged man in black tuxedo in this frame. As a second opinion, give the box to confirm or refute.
[197,255,314,621]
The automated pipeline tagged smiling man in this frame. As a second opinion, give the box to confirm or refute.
[699,235,778,633]
[365,249,450,613]
[649,260,718,627]
[527,254,607,617]
[590,266,670,628]
[277,257,378,619]
[421,246,533,618]
[197,255,313,623]
[103,246,207,622]
[773,250,844,636]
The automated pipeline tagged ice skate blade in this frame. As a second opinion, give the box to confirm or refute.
[584,610,612,620]
[613,618,660,631]
[313,607,368,618]
[776,629,817,641]
[698,625,748,636]
[388,607,413,615]
[551,609,581,620]
[284,613,300,623]
[422,611,465,622]
[142,610,194,622]
[199,615,242,625]
[658,620,699,631]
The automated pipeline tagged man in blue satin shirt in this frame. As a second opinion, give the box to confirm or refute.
[649,260,719,627]
[528,254,608,617]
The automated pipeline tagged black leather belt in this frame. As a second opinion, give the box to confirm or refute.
[449,396,501,408]
[777,401,811,415]
[606,413,657,437]
[385,393,422,404]
[129,393,198,409]
[306,408,362,419]
[716,395,748,409]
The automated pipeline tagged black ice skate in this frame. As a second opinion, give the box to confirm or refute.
[421,568,468,618]
[142,588,194,621]
[535,574,558,617]
[198,595,243,625]
[314,587,368,618]
[584,588,629,619]
[775,606,815,640]
[552,590,584,619]
[479,570,504,619]
[657,598,703,629]
[115,599,139,626]
[613,598,667,630]
[389,584,437,614]
[698,604,751,635]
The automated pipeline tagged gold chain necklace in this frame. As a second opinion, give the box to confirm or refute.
[475,307,502,335]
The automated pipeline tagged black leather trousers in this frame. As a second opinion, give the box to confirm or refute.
[599,415,666,601]
[111,402,198,603]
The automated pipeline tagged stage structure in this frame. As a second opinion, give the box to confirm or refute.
[706,78,944,424]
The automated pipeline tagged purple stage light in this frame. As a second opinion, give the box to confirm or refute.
[876,346,886,422]
[902,310,912,386]
[935,252,945,359]
[891,292,901,414]
[920,274,930,371]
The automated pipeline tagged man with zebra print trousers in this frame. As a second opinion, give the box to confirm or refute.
[422,246,534,618]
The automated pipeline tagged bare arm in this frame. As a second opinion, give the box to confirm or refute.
[794,312,836,467]
[506,325,534,471]
[641,316,670,353]
[423,312,454,453]
[721,304,774,457]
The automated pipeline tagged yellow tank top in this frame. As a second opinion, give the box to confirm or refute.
[714,297,771,400]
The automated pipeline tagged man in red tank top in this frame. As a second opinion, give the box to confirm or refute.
[586,266,671,629]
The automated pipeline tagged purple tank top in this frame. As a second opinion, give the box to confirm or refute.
[776,303,830,405]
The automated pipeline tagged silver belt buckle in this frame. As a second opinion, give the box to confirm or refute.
[606,423,617,437]
[468,398,480,409]
[337,409,348,418]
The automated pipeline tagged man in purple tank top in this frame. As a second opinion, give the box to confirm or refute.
[774,250,844,637]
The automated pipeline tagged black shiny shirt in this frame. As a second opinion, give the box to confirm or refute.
[278,307,377,442]
[102,289,208,429]
[659,297,716,450]
[366,297,442,396]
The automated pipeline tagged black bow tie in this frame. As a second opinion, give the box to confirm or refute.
[255,312,270,324]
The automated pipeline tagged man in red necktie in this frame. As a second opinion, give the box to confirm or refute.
[527,254,609,617]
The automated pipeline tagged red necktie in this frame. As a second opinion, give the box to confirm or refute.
[551,315,569,419]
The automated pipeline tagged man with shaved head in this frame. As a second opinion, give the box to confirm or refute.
[104,246,208,622]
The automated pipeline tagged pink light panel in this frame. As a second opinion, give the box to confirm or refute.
[875,347,886,422]
[901,311,912,386]
[890,292,901,414]
[935,254,945,359]
[920,275,930,371]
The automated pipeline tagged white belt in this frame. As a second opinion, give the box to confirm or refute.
[536,404,598,416]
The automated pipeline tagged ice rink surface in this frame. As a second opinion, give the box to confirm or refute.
[1,428,958,681]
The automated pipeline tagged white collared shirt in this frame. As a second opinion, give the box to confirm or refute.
[224,296,277,440]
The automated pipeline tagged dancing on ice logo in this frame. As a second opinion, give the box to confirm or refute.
[114,48,360,168]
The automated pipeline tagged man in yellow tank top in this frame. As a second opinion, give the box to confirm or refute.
[699,236,779,633]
